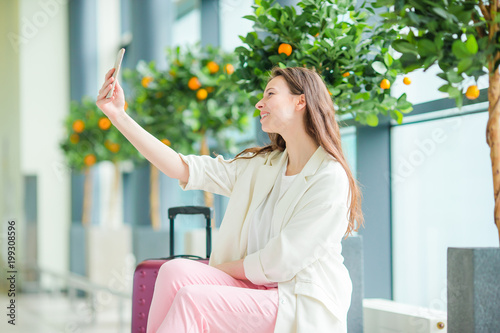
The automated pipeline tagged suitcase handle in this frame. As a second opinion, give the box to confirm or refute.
[168,206,213,258]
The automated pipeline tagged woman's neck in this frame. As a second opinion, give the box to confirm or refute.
[282,132,319,176]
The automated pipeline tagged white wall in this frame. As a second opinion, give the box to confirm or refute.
[96,0,124,229]
[19,0,70,275]
[173,8,200,47]
[0,0,23,271]
[220,0,254,52]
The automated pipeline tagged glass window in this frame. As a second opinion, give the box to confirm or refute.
[391,110,497,309]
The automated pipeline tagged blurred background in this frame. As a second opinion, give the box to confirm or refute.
[0,0,498,332]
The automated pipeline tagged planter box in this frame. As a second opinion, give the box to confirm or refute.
[448,247,500,332]
[70,225,133,288]
[132,226,170,263]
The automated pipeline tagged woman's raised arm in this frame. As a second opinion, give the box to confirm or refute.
[96,68,189,183]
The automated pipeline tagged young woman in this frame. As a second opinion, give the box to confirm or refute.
[96,66,363,332]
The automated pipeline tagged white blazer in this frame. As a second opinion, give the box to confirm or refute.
[178,146,352,332]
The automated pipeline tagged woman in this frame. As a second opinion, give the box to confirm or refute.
[96,66,363,332]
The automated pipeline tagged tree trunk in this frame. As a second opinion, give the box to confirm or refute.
[107,161,121,227]
[200,135,215,228]
[150,163,161,230]
[82,167,92,226]
[487,66,500,244]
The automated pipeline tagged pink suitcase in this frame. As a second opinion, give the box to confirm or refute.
[131,206,213,333]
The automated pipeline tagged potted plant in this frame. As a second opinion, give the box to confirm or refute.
[60,97,136,284]
[236,0,412,125]
[124,44,251,228]
[374,1,500,331]
[233,1,412,331]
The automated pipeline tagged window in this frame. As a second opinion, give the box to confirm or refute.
[391,110,497,309]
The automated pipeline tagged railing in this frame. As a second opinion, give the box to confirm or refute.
[20,266,131,332]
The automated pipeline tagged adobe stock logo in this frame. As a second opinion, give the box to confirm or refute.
[387,117,462,184]
[7,0,68,54]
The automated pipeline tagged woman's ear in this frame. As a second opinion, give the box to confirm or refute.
[296,94,306,111]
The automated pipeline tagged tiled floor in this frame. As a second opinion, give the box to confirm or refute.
[0,292,131,333]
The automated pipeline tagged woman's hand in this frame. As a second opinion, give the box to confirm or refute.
[96,68,126,121]
[215,259,248,281]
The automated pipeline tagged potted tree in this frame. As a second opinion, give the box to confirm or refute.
[233,1,411,332]
[60,97,136,285]
[374,1,500,331]
[123,43,251,258]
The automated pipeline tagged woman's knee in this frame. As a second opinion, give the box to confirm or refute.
[157,259,194,284]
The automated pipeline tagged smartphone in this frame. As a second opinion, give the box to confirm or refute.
[106,48,125,99]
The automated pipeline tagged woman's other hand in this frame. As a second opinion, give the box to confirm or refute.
[96,68,126,121]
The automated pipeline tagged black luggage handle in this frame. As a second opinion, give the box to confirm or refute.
[168,206,213,259]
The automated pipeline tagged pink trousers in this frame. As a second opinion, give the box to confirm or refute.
[146,259,279,333]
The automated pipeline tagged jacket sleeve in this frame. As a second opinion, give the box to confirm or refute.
[178,153,243,197]
[243,175,350,285]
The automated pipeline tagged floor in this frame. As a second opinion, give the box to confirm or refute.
[0,292,131,333]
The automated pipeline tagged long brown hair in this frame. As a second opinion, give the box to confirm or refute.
[234,67,364,236]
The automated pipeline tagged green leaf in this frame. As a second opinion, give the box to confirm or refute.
[243,15,256,22]
[372,61,388,74]
[452,40,472,58]
[366,113,379,127]
[432,7,450,20]
[417,38,437,56]
[457,58,473,74]
[465,34,478,54]
[392,39,418,55]
[390,109,403,124]
[446,70,463,84]
[447,86,461,98]
[383,53,394,67]
[278,62,287,69]
[438,84,450,93]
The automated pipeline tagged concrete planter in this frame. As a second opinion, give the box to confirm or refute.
[132,226,170,263]
[70,224,132,287]
[447,247,500,332]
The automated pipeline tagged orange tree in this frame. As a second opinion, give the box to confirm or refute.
[236,0,413,127]
[123,44,251,228]
[60,97,136,225]
[374,0,500,241]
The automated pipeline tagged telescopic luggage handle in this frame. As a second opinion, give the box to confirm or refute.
[168,206,213,258]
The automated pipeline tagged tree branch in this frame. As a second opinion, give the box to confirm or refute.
[479,0,491,21]
[472,12,487,37]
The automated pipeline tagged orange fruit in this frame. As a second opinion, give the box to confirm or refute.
[108,143,120,153]
[155,92,164,99]
[188,77,202,90]
[314,32,320,37]
[465,85,479,99]
[98,117,111,130]
[207,61,219,74]
[141,76,153,88]
[72,120,85,133]
[124,101,128,111]
[161,138,171,146]
[70,133,79,144]
[84,154,96,167]
[403,77,411,85]
[196,88,208,100]
[328,90,333,95]
[278,43,292,56]
[224,64,235,75]
[342,72,350,78]
[206,87,215,93]
[380,79,391,90]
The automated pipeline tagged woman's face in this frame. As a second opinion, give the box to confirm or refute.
[255,76,305,135]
